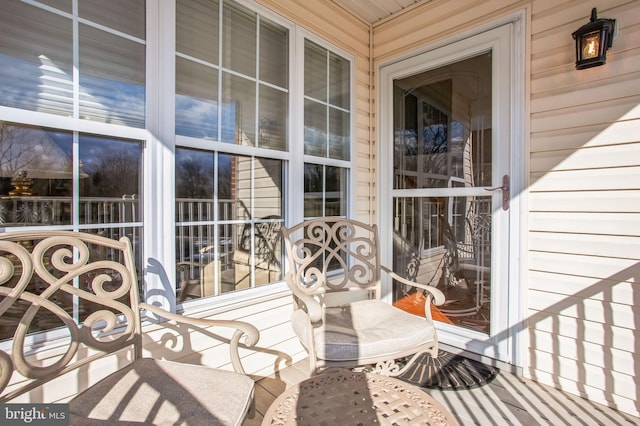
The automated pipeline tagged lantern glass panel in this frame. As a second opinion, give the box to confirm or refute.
[581,31,600,60]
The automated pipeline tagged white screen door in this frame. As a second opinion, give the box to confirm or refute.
[379,23,521,363]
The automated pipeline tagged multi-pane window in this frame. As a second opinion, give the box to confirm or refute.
[303,39,350,219]
[175,148,283,299]
[175,0,288,300]
[0,0,146,237]
[0,0,145,241]
[0,121,144,337]
[0,1,145,333]
[0,122,142,232]
[176,0,288,149]
[175,2,352,302]
[303,164,347,217]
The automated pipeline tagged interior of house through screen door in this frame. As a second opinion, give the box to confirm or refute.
[380,24,516,363]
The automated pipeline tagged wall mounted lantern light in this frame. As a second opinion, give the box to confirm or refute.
[572,8,617,70]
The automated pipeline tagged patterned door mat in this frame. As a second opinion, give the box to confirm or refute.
[398,350,499,390]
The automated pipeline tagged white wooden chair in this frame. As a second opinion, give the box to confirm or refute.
[0,231,259,425]
[282,218,445,377]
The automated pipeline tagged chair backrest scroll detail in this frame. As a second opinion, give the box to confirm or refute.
[0,231,141,402]
[282,218,381,298]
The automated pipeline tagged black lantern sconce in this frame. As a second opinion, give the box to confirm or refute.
[572,8,617,70]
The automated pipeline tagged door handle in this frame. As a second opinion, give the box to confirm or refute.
[485,174,509,210]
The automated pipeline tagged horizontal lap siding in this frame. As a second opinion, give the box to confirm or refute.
[374,0,640,417]
[173,295,304,372]
[529,233,639,258]
[529,0,640,417]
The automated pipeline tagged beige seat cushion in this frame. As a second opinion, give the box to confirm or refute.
[292,299,436,362]
[69,358,254,426]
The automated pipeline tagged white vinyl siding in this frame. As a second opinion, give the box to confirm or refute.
[528,0,639,415]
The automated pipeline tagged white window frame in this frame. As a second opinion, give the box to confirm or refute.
[292,28,356,225]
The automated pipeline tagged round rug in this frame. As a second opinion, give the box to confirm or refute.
[398,350,499,390]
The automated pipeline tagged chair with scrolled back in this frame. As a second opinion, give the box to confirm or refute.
[0,230,259,426]
[282,218,446,377]
[232,216,283,289]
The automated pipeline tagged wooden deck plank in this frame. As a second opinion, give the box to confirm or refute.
[498,373,570,424]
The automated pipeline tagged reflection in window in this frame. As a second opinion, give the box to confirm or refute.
[392,195,492,333]
[0,122,143,231]
[304,164,347,218]
[176,0,219,64]
[176,0,288,150]
[0,3,72,116]
[303,38,350,222]
[79,24,145,126]
[304,39,350,161]
[304,100,327,157]
[176,57,219,138]
[221,72,256,145]
[392,52,493,333]
[0,123,73,225]
[0,1,145,127]
[0,122,144,336]
[393,57,493,191]
[175,1,292,302]
[175,148,284,301]
[222,1,257,77]
[79,136,142,230]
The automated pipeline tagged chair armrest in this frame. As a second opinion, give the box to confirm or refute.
[284,273,323,322]
[381,265,446,306]
[140,302,259,374]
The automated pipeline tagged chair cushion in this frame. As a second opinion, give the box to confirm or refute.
[69,358,254,426]
[292,299,436,361]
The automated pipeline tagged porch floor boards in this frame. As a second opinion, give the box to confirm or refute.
[245,358,640,426]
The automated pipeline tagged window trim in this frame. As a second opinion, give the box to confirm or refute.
[292,27,356,225]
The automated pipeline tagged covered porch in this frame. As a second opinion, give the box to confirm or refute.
[0,0,638,424]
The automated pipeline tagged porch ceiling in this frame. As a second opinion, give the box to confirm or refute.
[330,0,431,24]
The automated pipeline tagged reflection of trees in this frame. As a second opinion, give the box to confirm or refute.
[0,123,31,176]
[176,158,212,198]
[218,161,231,200]
[423,124,447,153]
[304,164,321,192]
[422,152,449,188]
[0,123,76,196]
[0,123,72,178]
[175,156,232,200]
[87,151,139,197]
[394,129,451,190]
